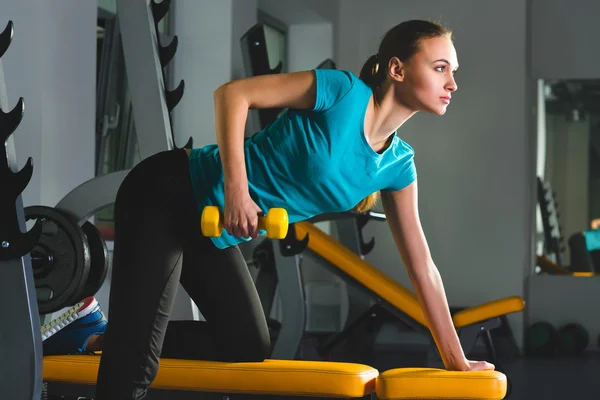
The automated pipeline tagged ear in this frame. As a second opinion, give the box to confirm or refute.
[388,57,405,82]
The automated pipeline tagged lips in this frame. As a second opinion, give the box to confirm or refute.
[440,96,451,103]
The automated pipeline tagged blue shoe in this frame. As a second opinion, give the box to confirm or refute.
[41,297,100,341]
[42,298,107,356]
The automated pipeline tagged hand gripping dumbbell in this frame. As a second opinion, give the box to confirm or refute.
[201,206,289,239]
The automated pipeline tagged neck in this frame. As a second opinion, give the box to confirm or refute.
[364,83,416,146]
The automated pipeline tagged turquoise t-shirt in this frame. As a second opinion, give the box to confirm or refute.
[188,69,417,249]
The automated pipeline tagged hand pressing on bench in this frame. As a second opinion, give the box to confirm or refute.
[458,359,495,372]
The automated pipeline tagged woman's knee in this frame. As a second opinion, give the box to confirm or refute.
[221,328,271,362]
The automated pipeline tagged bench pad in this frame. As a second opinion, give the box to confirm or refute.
[376,368,507,399]
[43,356,378,398]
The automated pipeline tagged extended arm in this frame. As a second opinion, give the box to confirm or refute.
[381,182,487,371]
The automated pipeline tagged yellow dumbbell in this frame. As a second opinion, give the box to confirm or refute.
[201,206,289,239]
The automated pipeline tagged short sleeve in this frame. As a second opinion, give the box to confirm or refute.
[383,148,417,192]
[312,69,355,112]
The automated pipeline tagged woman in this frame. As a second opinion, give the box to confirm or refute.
[95,19,494,400]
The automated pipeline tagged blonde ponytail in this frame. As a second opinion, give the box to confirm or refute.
[353,191,380,213]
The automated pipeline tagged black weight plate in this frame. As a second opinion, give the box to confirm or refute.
[24,206,91,315]
[80,221,109,299]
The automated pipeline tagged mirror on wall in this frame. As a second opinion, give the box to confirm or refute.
[535,79,600,274]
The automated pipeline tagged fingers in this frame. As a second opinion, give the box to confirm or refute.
[225,212,260,239]
[473,361,495,371]
[246,215,260,239]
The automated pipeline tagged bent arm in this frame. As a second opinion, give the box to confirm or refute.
[381,182,468,371]
[213,71,317,188]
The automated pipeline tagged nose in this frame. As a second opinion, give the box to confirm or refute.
[446,75,458,92]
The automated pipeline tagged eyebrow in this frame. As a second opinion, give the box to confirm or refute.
[433,59,459,69]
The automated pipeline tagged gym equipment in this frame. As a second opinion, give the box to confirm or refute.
[201,205,289,239]
[26,0,189,323]
[42,355,508,399]
[1,0,186,395]
[79,221,109,300]
[298,223,524,360]
[536,176,598,274]
[525,321,590,357]
[251,210,389,359]
[376,368,507,400]
[260,220,522,399]
[537,176,565,266]
[22,206,109,315]
[525,321,557,356]
[241,217,521,397]
[24,206,92,315]
[0,20,44,399]
[556,323,589,356]
[50,0,188,227]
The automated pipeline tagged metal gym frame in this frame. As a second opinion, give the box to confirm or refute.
[0,20,45,400]
[1,0,187,396]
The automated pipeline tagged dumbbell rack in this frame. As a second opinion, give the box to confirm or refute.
[55,0,187,224]
[38,0,191,323]
[0,20,44,400]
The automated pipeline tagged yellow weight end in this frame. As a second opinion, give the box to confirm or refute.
[264,208,289,239]
[201,206,223,237]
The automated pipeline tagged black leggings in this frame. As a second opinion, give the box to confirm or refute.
[95,149,270,400]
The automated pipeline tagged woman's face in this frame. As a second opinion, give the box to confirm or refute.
[395,36,459,115]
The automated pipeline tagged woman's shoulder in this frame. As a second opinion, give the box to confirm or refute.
[313,68,361,85]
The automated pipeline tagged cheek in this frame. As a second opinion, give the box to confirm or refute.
[413,73,439,96]
[397,72,442,108]
[409,77,439,106]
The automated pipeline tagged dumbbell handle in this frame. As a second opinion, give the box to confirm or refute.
[210,213,270,231]
[201,206,288,239]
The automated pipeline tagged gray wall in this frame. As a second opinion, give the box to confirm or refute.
[1,0,96,209]
[531,0,600,79]
[171,1,233,150]
[287,24,333,72]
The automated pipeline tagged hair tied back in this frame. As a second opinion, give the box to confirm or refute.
[371,54,379,76]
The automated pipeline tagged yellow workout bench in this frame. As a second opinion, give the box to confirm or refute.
[293,222,525,363]
[43,355,508,399]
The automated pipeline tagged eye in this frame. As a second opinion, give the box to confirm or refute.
[435,65,458,75]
